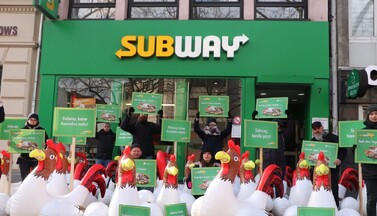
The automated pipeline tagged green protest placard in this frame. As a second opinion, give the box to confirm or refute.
[198,95,229,117]
[255,97,288,119]
[338,120,364,147]
[8,129,45,153]
[161,119,191,142]
[56,136,87,146]
[165,203,188,216]
[119,204,150,216]
[96,104,121,123]
[53,108,96,137]
[135,159,157,187]
[297,207,335,216]
[0,118,27,140]
[355,130,377,164]
[191,167,220,195]
[301,140,338,168]
[131,92,162,115]
[115,127,133,146]
[243,120,278,148]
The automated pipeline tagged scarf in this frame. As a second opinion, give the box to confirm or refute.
[204,126,220,135]
[364,119,377,129]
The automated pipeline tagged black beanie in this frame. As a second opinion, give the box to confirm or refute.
[27,113,39,121]
[367,104,377,117]
[206,118,217,125]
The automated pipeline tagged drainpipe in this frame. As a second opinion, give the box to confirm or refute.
[31,14,44,113]
[331,0,338,134]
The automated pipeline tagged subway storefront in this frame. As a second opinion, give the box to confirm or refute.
[38,20,329,179]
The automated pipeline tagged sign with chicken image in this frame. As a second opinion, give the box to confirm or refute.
[255,97,288,119]
[131,92,162,115]
[301,140,338,168]
[135,159,157,187]
[191,167,220,195]
[355,130,377,164]
[198,95,229,117]
[96,104,121,123]
[8,129,45,153]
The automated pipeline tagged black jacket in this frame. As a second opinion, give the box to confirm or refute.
[194,118,232,159]
[120,115,161,158]
[361,120,377,180]
[95,129,116,160]
[20,124,49,160]
[0,105,4,123]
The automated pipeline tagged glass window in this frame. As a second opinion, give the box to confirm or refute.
[57,77,241,160]
[255,0,307,20]
[350,0,375,37]
[128,0,178,19]
[69,0,116,19]
[190,0,243,19]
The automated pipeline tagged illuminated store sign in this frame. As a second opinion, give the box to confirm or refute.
[115,34,249,59]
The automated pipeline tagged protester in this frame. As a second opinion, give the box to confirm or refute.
[120,107,163,159]
[95,122,116,167]
[18,113,48,181]
[311,121,346,208]
[0,100,4,123]
[194,111,232,160]
[359,104,377,216]
[130,143,143,159]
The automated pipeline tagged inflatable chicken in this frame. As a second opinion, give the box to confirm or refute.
[289,152,312,206]
[338,168,358,201]
[0,150,10,194]
[307,151,338,214]
[236,150,257,200]
[156,154,180,212]
[9,139,106,216]
[46,142,70,196]
[108,145,140,216]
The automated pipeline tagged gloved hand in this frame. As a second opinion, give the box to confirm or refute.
[128,107,135,116]
[196,111,200,118]
[157,110,163,118]
[252,110,258,120]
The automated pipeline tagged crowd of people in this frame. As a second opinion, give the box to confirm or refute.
[2,101,377,215]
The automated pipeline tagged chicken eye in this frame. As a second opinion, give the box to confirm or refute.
[6,159,10,163]
[323,169,329,175]
[233,156,239,161]
[315,170,323,176]
[49,155,56,160]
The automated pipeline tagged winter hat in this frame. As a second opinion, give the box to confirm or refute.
[366,104,377,116]
[27,113,39,121]
[131,143,142,151]
[206,118,217,125]
[311,121,322,129]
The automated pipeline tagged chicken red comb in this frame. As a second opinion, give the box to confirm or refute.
[76,152,87,160]
[228,139,240,156]
[46,139,60,154]
[241,151,250,160]
[318,151,324,161]
[56,142,66,153]
[170,155,176,162]
[1,150,10,158]
[299,152,305,159]
[187,154,195,161]
[123,145,131,156]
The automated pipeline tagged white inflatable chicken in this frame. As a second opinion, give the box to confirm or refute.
[236,150,257,200]
[289,152,312,206]
[108,146,140,216]
[0,150,10,194]
[46,142,70,196]
[9,139,106,216]
[307,151,338,214]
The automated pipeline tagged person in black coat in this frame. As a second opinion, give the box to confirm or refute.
[311,121,346,208]
[95,122,116,167]
[360,104,377,216]
[18,113,48,181]
[194,111,232,160]
[0,101,4,123]
[120,107,162,159]
[263,118,294,179]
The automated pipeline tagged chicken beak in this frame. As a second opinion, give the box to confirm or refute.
[244,160,255,170]
[215,151,230,163]
[29,149,46,161]
[189,163,195,169]
[299,160,310,169]
[114,156,120,161]
[1,158,3,165]
[315,164,329,176]
[167,166,179,176]
[121,158,135,171]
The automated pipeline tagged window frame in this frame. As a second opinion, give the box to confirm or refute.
[127,0,179,19]
[254,0,308,20]
[189,0,244,20]
[68,0,116,20]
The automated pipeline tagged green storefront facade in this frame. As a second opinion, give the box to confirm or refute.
[38,20,329,178]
